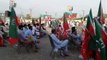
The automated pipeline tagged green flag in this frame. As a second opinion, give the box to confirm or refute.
[97,0,105,24]
[32,18,35,24]
[55,19,59,24]
[89,9,93,22]
[9,7,18,45]
[94,19,106,60]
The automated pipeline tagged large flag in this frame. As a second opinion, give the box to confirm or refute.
[8,8,19,45]
[63,13,69,31]
[81,14,95,60]
[97,1,105,24]
[94,19,106,60]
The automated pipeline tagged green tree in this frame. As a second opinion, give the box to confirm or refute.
[104,14,107,18]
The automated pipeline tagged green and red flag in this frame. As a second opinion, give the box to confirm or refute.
[8,7,19,45]
[81,14,95,60]
[63,13,69,31]
[97,1,105,24]
[94,19,106,60]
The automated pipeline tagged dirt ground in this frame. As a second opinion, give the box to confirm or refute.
[0,28,83,60]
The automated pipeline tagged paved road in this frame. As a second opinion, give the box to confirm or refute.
[0,28,82,60]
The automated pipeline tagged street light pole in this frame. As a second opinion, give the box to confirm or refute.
[82,10,85,21]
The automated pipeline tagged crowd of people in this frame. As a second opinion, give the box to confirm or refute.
[0,22,47,51]
[0,20,84,56]
[48,20,83,56]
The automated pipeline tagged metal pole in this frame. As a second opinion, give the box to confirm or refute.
[82,10,85,21]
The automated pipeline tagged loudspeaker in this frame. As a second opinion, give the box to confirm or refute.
[5,10,10,17]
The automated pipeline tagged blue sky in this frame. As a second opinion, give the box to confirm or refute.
[0,0,107,18]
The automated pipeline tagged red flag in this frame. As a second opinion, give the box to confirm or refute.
[60,18,63,21]
[62,31,68,40]
[101,29,107,45]
[0,19,4,24]
[97,1,105,24]
[63,14,69,31]
[0,35,4,46]
[70,13,77,18]
[15,16,19,26]
[8,38,19,45]
[96,49,102,60]
[66,15,70,19]
[101,11,105,24]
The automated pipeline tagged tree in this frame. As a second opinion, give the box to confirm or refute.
[26,14,31,19]
[104,14,107,18]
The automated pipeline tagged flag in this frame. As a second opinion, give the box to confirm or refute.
[8,7,19,45]
[60,18,63,21]
[81,15,95,60]
[0,35,3,46]
[63,13,69,31]
[0,18,4,24]
[39,17,42,32]
[94,19,106,60]
[70,13,77,18]
[89,9,93,22]
[97,1,105,24]
[101,27,107,45]
[32,18,35,24]
[59,32,62,40]
[51,21,55,28]
[15,16,19,26]
[55,19,59,24]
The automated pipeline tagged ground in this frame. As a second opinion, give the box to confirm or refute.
[0,28,83,60]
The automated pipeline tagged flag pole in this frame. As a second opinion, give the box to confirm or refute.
[82,10,85,20]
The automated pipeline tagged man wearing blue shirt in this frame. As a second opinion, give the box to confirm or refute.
[50,29,69,56]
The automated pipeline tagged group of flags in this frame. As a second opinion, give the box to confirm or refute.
[56,13,70,40]
[0,1,106,60]
[81,1,107,60]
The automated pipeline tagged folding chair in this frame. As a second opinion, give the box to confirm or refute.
[69,35,81,50]
[48,35,64,58]
[16,36,35,54]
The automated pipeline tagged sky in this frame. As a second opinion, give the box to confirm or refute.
[0,0,107,18]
